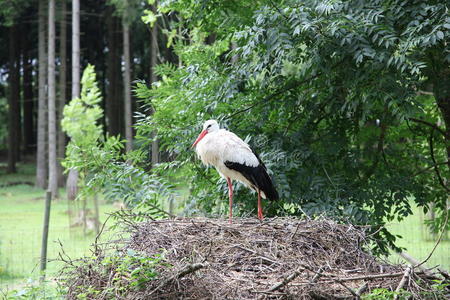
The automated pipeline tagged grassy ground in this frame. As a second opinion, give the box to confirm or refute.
[387,204,450,270]
[0,163,117,290]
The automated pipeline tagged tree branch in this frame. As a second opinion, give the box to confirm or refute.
[265,269,302,293]
[428,129,450,192]
[411,161,449,177]
[409,117,448,138]
[226,73,322,120]
[148,263,206,296]
[394,266,412,300]
[268,0,289,22]
[365,117,388,179]
[227,59,345,120]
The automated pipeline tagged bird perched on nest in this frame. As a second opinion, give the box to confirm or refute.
[192,120,278,223]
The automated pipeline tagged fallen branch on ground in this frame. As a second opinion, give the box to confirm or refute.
[394,266,412,300]
[148,263,206,296]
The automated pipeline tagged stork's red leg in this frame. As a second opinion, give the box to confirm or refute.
[257,189,263,220]
[226,177,233,224]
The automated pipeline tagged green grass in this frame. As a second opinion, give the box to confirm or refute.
[0,163,118,290]
[387,203,450,270]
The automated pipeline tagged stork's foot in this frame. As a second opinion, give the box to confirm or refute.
[257,209,263,221]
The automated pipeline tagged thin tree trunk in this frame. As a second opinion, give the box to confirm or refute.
[7,24,21,173]
[123,20,133,152]
[36,0,48,188]
[93,194,100,235]
[436,95,450,173]
[106,7,121,137]
[48,0,58,198]
[432,70,450,175]
[57,0,67,187]
[71,0,80,99]
[66,0,80,199]
[22,22,34,153]
[150,3,159,166]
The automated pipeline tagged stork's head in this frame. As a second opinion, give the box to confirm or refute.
[192,120,219,147]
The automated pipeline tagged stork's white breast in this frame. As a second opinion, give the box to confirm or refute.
[195,129,259,168]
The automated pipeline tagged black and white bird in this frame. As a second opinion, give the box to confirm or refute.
[192,120,278,223]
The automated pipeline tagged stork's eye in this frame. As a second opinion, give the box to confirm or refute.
[207,124,212,129]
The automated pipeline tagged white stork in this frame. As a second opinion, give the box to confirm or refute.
[192,120,279,223]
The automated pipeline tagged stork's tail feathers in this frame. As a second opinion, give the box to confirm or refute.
[224,161,279,201]
[254,164,279,200]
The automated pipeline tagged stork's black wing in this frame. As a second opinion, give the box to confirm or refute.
[224,150,278,201]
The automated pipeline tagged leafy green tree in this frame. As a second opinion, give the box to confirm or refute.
[136,0,449,252]
[62,65,174,218]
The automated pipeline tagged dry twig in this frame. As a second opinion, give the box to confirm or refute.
[394,266,412,300]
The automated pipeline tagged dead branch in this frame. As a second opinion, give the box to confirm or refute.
[148,263,206,296]
[394,266,412,300]
[356,282,368,296]
[265,268,302,293]
[335,271,424,282]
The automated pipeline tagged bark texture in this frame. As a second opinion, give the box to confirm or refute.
[22,21,35,152]
[432,68,450,174]
[71,0,80,99]
[66,0,80,195]
[123,20,133,152]
[150,3,159,166]
[7,24,21,173]
[57,0,67,187]
[36,0,48,188]
[48,0,58,197]
[106,6,122,137]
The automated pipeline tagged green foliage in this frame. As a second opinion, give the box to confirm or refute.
[62,65,175,216]
[362,288,411,300]
[62,64,104,165]
[362,279,450,299]
[63,249,167,299]
[107,0,143,24]
[134,0,450,253]
[101,249,165,289]
[1,279,64,300]
[0,0,32,26]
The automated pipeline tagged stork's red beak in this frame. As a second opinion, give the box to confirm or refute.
[192,130,208,148]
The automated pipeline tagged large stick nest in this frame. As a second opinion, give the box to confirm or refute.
[61,217,449,299]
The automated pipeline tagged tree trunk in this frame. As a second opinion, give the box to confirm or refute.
[432,69,450,174]
[7,24,21,173]
[71,0,80,99]
[436,95,450,172]
[150,3,159,166]
[123,20,133,152]
[36,0,48,188]
[66,0,80,197]
[106,6,122,137]
[22,22,35,153]
[48,0,58,198]
[57,0,67,187]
